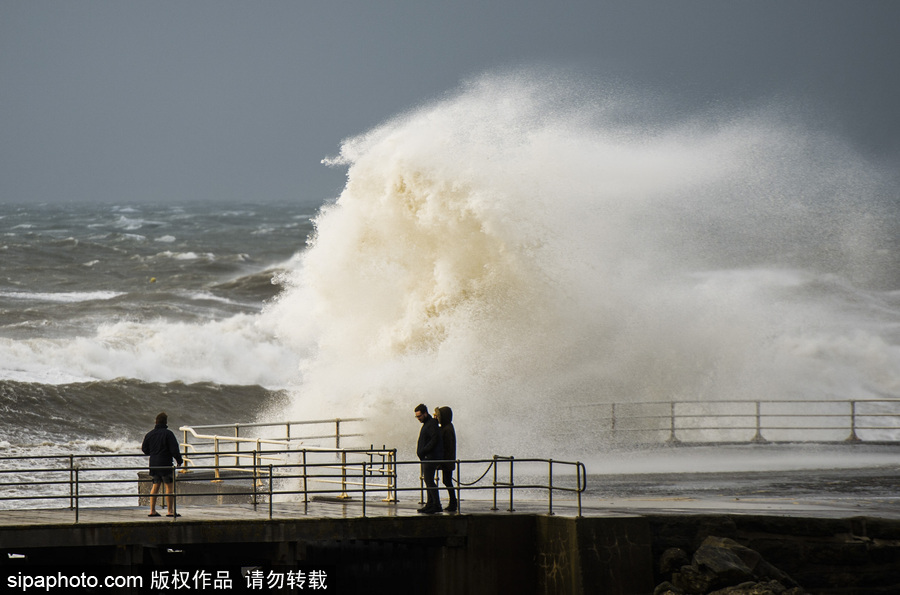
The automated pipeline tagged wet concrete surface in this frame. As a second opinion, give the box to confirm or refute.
[588,466,900,500]
[1,444,898,523]
[528,443,900,519]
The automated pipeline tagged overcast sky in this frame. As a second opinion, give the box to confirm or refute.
[2,1,898,206]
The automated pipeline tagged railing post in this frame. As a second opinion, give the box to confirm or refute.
[491,455,498,511]
[547,459,554,516]
[235,425,241,467]
[335,419,341,449]
[268,465,273,520]
[339,450,351,499]
[666,402,680,444]
[69,455,75,510]
[751,401,767,443]
[74,468,79,523]
[302,449,309,505]
[455,459,462,513]
[213,437,221,480]
[252,450,258,511]
[171,464,177,519]
[847,400,861,442]
[362,461,367,518]
[391,449,398,503]
[508,456,515,513]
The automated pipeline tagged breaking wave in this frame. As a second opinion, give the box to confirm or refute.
[261,72,900,454]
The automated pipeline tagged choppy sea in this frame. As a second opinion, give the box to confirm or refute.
[0,202,314,470]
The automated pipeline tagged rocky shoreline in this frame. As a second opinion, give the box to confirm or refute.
[647,515,900,594]
[654,536,805,594]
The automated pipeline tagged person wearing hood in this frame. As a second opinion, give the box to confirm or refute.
[435,406,457,513]
[141,411,184,517]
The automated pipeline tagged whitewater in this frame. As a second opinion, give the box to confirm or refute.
[258,73,900,454]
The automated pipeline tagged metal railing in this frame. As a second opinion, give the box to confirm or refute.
[574,398,900,444]
[0,449,588,519]
[484,456,586,516]
[179,418,365,464]
[177,418,368,482]
[0,452,146,519]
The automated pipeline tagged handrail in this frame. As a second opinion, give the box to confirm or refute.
[179,418,365,452]
[178,418,367,474]
[0,448,588,518]
[572,398,900,444]
[183,418,365,431]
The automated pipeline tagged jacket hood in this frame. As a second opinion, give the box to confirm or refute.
[437,406,453,425]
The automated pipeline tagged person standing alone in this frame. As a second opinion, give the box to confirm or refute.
[414,404,443,514]
[142,411,184,517]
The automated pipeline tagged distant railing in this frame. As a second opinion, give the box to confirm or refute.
[574,399,900,444]
[0,449,587,518]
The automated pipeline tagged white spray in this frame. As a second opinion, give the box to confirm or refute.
[263,72,899,456]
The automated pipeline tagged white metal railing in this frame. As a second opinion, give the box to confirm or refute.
[574,398,900,443]
[178,418,366,474]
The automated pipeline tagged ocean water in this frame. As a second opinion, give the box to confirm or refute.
[0,203,312,465]
[3,74,900,498]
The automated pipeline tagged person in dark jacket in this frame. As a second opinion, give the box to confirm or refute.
[435,406,457,512]
[414,403,443,514]
[141,411,184,517]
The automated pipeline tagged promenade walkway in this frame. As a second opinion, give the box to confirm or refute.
[3,461,899,529]
[2,461,898,594]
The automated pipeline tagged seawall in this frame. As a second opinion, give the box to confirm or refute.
[2,504,899,594]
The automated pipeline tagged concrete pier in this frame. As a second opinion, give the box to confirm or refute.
[0,500,651,594]
[4,456,900,594]
[1,492,899,594]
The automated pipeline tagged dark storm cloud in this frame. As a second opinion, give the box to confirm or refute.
[1,0,898,205]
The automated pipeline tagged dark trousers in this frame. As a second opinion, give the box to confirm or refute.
[421,461,440,509]
[440,467,458,508]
